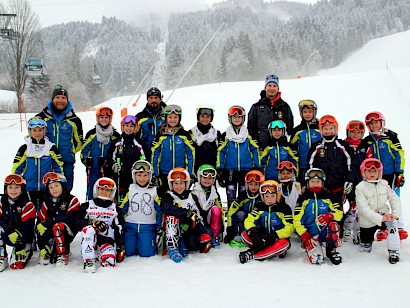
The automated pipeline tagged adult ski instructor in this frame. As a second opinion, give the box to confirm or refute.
[247,74,294,150]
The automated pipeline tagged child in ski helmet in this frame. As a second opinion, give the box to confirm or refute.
[81,107,121,200]
[161,168,213,263]
[225,169,264,246]
[239,180,293,263]
[191,164,224,247]
[118,160,162,258]
[277,161,302,213]
[260,119,298,181]
[152,105,195,195]
[0,174,36,271]
[189,106,221,173]
[36,172,80,266]
[76,177,125,273]
[12,117,64,210]
[217,105,260,208]
[293,168,343,265]
[290,99,322,185]
[343,120,367,244]
[355,158,403,264]
[108,115,145,203]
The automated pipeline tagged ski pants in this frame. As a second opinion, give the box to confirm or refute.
[360,220,400,251]
[86,167,104,200]
[81,225,116,263]
[37,222,75,256]
[241,231,290,260]
[63,162,75,192]
[226,170,247,209]
[124,222,156,257]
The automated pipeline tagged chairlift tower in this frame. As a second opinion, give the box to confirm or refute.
[0,13,20,40]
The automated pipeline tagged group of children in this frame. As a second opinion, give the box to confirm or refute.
[0,87,407,272]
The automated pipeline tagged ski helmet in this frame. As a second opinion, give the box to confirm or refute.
[147,87,162,100]
[27,117,46,139]
[93,177,117,201]
[196,106,214,122]
[4,174,27,196]
[346,120,365,139]
[96,106,113,124]
[360,158,383,182]
[259,180,281,203]
[42,172,68,195]
[319,115,338,142]
[268,120,286,138]
[298,99,317,118]
[164,104,182,123]
[305,168,326,189]
[244,169,265,198]
[365,111,385,130]
[121,115,138,133]
[168,168,190,190]
[277,161,297,182]
[228,105,246,125]
[131,160,153,187]
[197,164,217,185]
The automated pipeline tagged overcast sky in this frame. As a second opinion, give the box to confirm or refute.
[29,0,319,27]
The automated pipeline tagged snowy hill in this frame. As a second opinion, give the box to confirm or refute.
[0,31,410,307]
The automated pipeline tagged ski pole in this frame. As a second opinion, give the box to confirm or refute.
[116,157,121,205]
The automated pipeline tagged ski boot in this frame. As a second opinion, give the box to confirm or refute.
[168,248,183,263]
[359,242,372,253]
[84,259,96,273]
[211,237,220,248]
[55,254,69,267]
[239,249,254,264]
[388,250,400,264]
[326,248,342,265]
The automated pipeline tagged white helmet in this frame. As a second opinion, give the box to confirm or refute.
[93,177,116,201]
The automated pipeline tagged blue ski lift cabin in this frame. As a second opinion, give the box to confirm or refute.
[25,58,44,76]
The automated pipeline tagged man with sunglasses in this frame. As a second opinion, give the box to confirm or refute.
[247,74,294,150]
[36,85,84,191]
[136,87,167,162]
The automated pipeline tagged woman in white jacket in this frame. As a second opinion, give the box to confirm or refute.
[355,158,402,264]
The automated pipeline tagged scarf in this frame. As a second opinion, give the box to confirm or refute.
[191,125,218,146]
[25,136,53,158]
[159,123,182,136]
[96,124,113,145]
[225,125,248,143]
[345,138,361,148]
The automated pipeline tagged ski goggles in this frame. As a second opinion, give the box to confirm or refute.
[365,112,383,124]
[268,120,285,129]
[27,118,46,129]
[169,170,189,181]
[199,168,217,178]
[164,105,182,115]
[298,100,316,109]
[278,161,296,171]
[305,169,325,180]
[96,178,115,189]
[98,107,113,117]
[245,172,264,183]
[4,174,26,185]
[197,108,213,116]
[132,161,152,172]
[260,183,279,194]
[228,106,245,116]
[346,121,365,132]
[319,115,337,126]
[364,159,382,170]
[42,172,66,185]
[122,115,137,125]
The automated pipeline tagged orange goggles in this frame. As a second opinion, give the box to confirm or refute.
[169,171,188,181]
[319,115,337,126]
[228,106,245,116]
[99,107,113,116]
[278,161,296,171]
[97,178,115,189]
[364,160,382,170]
[245,172,264,183]
[42,172,66,185]
[260,184,279,194]
[347,121,365,132]
[4,174,26,185]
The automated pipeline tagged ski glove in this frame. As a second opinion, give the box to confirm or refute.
[83,157,93,168]
[217,169,229,188]
[156,230,164,246]
[8,230,23,245]
[15,249,27,261]
[395,174,405,188]
[316,213,334,226]
[116,245,125,263]
[40,245,52,260]
[112,163,121,173]
[151,176,162,187]
[36,223,48,236]
[93,221,109,234]
[262,232,279,245]
[98,157,109,168]
[343,182,353,194]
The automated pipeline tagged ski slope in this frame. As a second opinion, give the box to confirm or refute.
[0,31,410,307]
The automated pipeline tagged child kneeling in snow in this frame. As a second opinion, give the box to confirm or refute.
[239,180,293,264]
[356,158,402,264]
[76,177,125,273]
[161,168,213,263]
[119,160,162,257]
[191,164,224,247]
[293,168,343,265]
[0,174,36,271]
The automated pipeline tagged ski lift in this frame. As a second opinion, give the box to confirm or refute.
[0,13,19,40]
[25,58,44,76]
[92,75,101,85]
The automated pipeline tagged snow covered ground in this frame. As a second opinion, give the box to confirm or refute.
[1,30,410,307]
